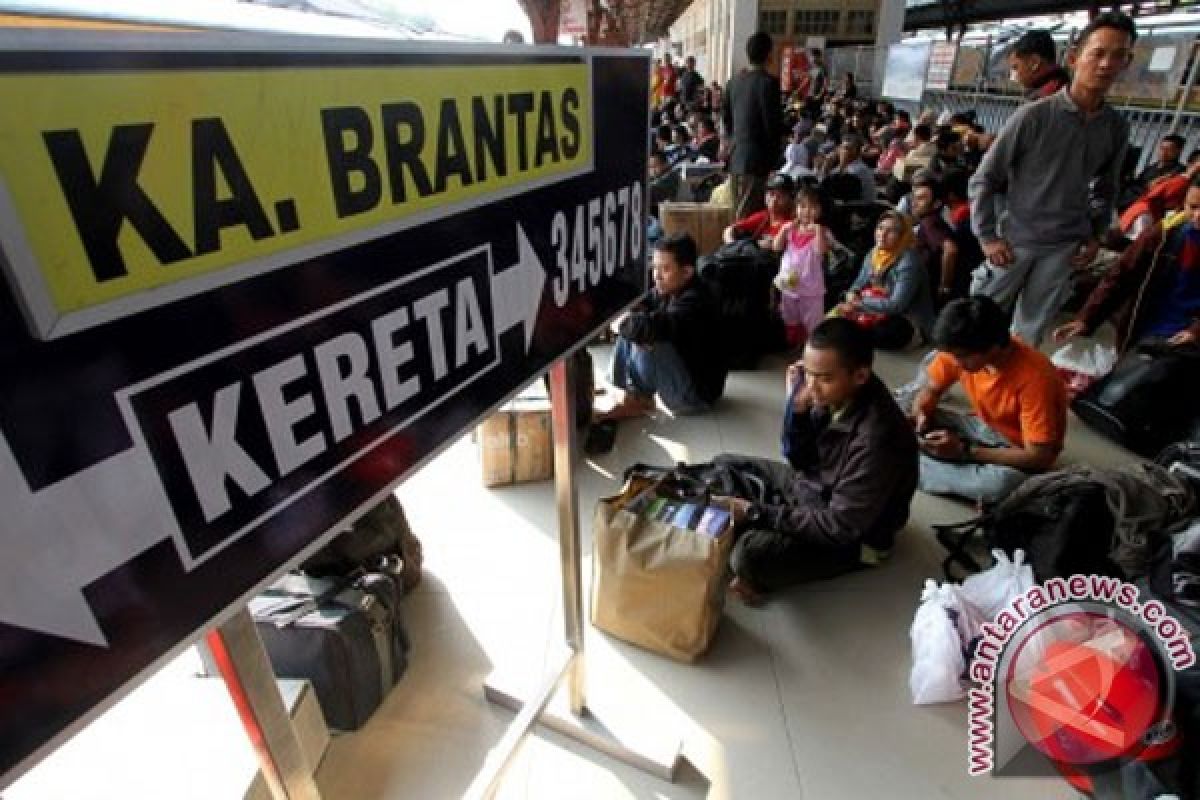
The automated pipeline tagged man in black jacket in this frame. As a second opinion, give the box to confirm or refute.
[601,233,726,420]
[724,318,919,604]
[722,32,784,218]
[678,55,705,109]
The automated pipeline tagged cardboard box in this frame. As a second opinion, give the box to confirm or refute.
[659,202,732,260]
[478,396,553,487]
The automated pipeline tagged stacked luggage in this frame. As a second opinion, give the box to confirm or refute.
[250,495,422,731]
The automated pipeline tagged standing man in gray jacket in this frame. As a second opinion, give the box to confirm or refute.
[969,12,1135,347]
[722,31,784,218]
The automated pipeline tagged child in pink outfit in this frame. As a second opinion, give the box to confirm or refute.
[772,188,833,348]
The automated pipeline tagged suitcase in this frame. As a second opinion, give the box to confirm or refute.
[249,569,410,731]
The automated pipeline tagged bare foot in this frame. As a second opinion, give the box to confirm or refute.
[728,576,766,607]
[595,392,655,422]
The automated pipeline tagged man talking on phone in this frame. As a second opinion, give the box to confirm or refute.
[724,318,918,605]
[912,297,1067,504]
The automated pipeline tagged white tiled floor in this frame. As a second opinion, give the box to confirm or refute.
[313,343,1136,800]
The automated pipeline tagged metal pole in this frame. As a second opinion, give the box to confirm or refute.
[479,355,683,792]
[1168,41,1200,136]
[205,610,321,800]
[548,356,586,715]
[468,650,576,800]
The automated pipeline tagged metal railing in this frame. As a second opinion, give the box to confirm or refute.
[828,45,878,93]
[922,90,1200,173]
[827,40,1200,175]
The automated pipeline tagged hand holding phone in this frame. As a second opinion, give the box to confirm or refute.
[920,429,966,461]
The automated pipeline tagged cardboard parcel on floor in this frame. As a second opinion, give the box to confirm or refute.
[477,394,553,487]
[659,202,732,259]
[590,472,738,662]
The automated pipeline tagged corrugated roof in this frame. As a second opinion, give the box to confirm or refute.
[610,0,694,45]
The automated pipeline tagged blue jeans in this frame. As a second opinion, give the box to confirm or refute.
[918,409,1029,504]
[609,337,710,414]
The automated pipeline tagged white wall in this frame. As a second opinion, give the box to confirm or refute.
[874,0,906,97]
[729,0,761,77]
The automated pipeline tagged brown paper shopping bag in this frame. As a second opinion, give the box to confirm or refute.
[590,473,737,662]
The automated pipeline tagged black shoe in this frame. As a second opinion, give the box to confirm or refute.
[583,421,618,456]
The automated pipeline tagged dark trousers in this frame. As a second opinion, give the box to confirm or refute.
[869,315,917,351]
[731,529,865,592]
[731,173,767,219]
[712,454,866,592]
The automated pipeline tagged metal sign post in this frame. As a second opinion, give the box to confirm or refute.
[204,611,321,800]
[550,356,587,717]
[477,355,683,797]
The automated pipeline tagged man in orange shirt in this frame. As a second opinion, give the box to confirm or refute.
[911,297,1068,503]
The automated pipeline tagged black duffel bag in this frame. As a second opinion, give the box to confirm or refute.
[1072,338,1200,457]
[697,240,784,370]
[250,570,410,731]
[301,495,423,592]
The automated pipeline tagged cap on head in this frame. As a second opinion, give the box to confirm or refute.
[766,173,795,193]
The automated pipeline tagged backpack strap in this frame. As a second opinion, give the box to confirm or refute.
[259,569,365,628]
[933,517,990,582]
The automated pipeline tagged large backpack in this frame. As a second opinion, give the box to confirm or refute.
[301,495,424,592]
[1156,439,1200,488]
[697,240,783,369]
[823,241,858,312]
[935,462,1195,583]
[1072,341,1200,457]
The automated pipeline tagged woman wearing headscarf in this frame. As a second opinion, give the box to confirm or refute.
[834,210,935,349]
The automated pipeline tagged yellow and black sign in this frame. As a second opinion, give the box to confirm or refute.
[0,56,592,338]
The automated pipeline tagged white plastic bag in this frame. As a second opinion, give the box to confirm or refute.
[910,580,985,704]
[960,549,1035,620]
[1051,339,1118,398]
[1050,339,1117,376]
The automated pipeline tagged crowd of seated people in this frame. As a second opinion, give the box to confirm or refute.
[605,17,1200,795]
[626,13,1197,497]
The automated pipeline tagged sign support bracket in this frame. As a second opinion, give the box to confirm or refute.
[205,611,322,800]
[475,354,683,798]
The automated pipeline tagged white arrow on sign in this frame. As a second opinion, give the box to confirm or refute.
[491,223,546,353]
[0,435,173,647]
[0,222,548,647]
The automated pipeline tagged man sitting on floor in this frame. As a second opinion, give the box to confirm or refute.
[725,318,918,605]
[1053,175,1200,452]
[821,133,876,203]
[722,172,796,247]
[601,233,726,421]
[911,171,963,308]
[912,296,1067,504]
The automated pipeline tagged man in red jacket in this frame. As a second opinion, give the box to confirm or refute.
[1008,29,1071,102]
[1054,175,1200,451]
[1118,150,1200,239]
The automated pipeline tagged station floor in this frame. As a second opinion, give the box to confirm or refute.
[314,341,1125,800]
[10,341,1132,799]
